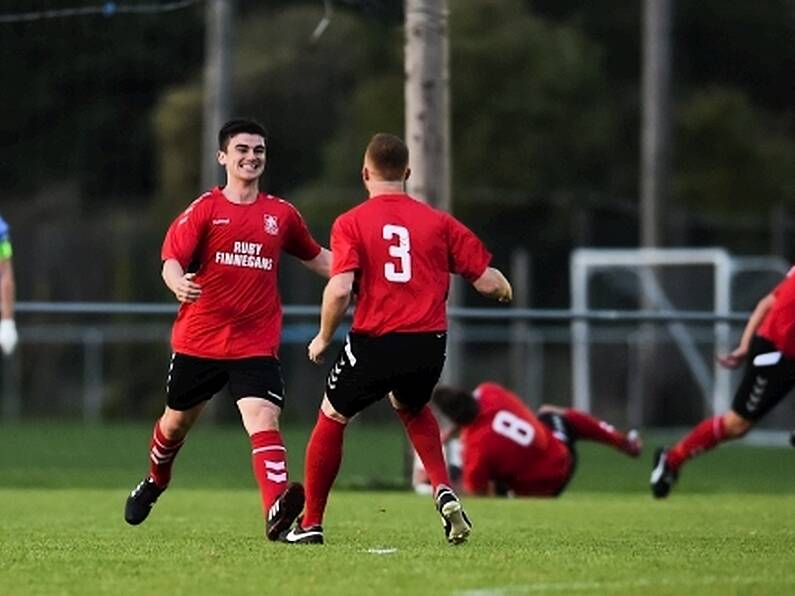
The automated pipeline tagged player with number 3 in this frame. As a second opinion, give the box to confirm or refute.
[279,133,512,545]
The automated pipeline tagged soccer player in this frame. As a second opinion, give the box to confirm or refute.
[124,119,331,541]
[651,267,795,498]
[0,215,18,356]
[278,132,513,546]
[429,382,641,497]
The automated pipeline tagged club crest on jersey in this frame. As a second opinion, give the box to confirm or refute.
[264,214,279,236]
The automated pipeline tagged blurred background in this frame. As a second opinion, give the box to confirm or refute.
[1,0,794,445]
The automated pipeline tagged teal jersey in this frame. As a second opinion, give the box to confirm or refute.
[0,216,12,260]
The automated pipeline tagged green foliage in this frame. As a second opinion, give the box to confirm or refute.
[674,88,795,213]
[450,0,618,197]
[152,5,380,215]
[0,4,204,200]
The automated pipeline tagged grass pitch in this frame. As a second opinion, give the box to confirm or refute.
[1,423,794,595]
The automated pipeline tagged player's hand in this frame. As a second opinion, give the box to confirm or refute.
[173,273,202,304]
[308,334,330,364]
[498,283,513,304]
[717,347,747,369]
[0,318,18,355]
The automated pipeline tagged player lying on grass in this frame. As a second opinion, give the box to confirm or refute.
[651,267,795,498]
[426,381,641,497]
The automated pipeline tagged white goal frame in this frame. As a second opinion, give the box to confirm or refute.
[570,248,788,416]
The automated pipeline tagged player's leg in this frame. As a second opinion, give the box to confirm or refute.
[282,334,379,544]
[284,397,349,544]
[651,337,794,498]
[540,404,642,457]
[230,357,303,541]
[392,332,471,545]
[125,353,223,525]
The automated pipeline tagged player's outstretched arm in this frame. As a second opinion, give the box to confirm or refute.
[161,259,202,304]
[308,272,353,363]
[301,247,332,278]
[472,267,513,303]
[717,292,775,369]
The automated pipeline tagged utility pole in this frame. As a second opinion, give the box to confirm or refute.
[201,0,234,192]
[638,0,673,427]
[404,0,460,385]
[640,0,673,248]
[404,0,450,211]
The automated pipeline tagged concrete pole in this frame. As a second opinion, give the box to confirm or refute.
[405,0,461,385]
[201,0,234,192]
[638,0,673,423]
[640,0,673,248]
[404,0,451,211]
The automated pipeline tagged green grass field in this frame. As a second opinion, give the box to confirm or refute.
[2,423,795,595]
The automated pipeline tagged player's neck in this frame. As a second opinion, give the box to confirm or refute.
[368,180,406,197]
[221,179,260,204]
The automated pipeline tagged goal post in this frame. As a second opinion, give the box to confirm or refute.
[570,248,788,420]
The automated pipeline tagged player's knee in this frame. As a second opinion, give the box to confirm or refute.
[321,396,349,424]
[723,412,752,438]
[159,414,190,441]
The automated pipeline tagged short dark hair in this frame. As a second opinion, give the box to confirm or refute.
[365,133,409,180]
[218,119,267,151]
[432,385,479,426]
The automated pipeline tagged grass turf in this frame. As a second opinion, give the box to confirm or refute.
[1,423,794,595]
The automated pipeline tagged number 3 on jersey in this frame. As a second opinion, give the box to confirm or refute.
[382,224,412,282]
[492,410,536,447]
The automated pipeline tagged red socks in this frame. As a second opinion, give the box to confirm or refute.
[564,409,628,451]
[250,430,288,515]
[667,415,726,471]
[396,406,452,490]
[148,419,185,488]
[302,411,346,528]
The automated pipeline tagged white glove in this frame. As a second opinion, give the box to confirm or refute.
[0,318,18,355]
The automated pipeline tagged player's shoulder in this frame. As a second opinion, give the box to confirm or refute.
[0,215,8,236]
[181,188,217,214]
[260,193,304,218]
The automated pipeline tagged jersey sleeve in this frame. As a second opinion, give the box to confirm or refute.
[0,217,12,260]
[462,444,491,495]
[161,200,208,268]
[445,214,492,282]
[330,215,360,276]
[283,205,322,261]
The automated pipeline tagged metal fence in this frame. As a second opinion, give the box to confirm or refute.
[5,301,793,433]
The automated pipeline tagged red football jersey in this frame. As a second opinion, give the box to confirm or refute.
[161,188,321,359]
[460,382,573,496]
[331,193,492,335]
[757,266,795,358]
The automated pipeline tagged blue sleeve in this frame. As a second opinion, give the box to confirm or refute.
[0,216,12,260]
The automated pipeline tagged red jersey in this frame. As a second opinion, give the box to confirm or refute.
[460,382,573,496]
[757,266,795,358]
[331,193,491,335]
[161,188,321,359]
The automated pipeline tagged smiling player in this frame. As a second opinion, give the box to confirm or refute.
[124,119,331,540]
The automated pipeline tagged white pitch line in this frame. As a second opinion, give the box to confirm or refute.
[457,574,795,595]
[366,548,398,555]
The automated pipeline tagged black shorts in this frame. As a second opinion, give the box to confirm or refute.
[538,412,578,496]
[731,335,795,422]
[325,332,447,418]
[166,353,285,411]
